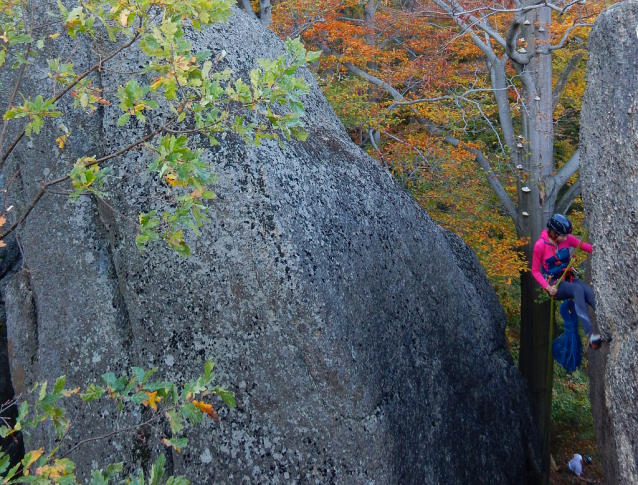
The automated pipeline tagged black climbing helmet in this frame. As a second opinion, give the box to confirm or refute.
[584,455,593,465]
[547,213,572,235]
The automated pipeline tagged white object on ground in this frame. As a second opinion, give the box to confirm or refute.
[568,454,583,476]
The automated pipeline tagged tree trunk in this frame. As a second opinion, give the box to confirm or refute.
[519,269,552,484]
[364,0,377,72]
[259,0,272,27]
[237,0,259,21]
[517,6,555,484]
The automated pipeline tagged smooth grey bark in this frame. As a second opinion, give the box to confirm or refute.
[259,0,272,27]
[364,0,378,72]
[237,0,259,21]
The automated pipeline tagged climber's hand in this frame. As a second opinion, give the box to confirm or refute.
[546,285,557,296]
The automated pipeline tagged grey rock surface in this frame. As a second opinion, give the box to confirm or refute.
[0,8,541,484]
[581,2,638,483]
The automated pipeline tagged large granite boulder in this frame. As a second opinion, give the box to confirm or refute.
[0,8,541,484]
[580,2,638,483]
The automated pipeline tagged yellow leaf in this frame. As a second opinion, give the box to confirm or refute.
[63,387,80,397]
[142,391,161,411]
[150,78,163,90]
[164,173,187,187]
[162,438,182,452]
[56,135,67,149]
[22,448,44,470]
[49,33,60,39]
[119,9,130,26]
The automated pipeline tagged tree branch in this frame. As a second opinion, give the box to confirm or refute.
[61,409,169,459]
[546,23,592,52]
[444,133,519,222]
[550,148,580,198]
[447,0,507,48]
[0,119,171,242]
[504,15,531,65]
[429,0,500,63]
[319,44,519,222]
[320,45,406,102]
[291,17,326,38]
[0,33,141,172]
[488,58,517,154]
[552,52,584,110]
[555,177,581,214]
[0,1,34,157]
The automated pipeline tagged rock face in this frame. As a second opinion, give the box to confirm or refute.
[0,9,541,484]
[580,2,638,483]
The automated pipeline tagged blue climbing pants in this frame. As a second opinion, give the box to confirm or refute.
[554,279,595,335]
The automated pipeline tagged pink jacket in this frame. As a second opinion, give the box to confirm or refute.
[531,230,593,289]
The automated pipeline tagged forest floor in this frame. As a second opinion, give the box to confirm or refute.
[550,353,605,484]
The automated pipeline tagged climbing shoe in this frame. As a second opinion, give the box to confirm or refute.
[588,334,602,349]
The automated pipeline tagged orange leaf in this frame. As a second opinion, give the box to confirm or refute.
[193,400,218,420]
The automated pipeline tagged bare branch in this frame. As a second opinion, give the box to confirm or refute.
[444,133,519,222]
[429,0,501,62]
[488,58,518,154]
[61,409,168,459]
[555,177,581,214]
[447,0,507,47]
[320,45,406,102]
[391,84,514,108]
[291,17,326,38]
[550,148,580,198]
[546,23,592,52]
[552,52,584,110]
[321,45,519,222]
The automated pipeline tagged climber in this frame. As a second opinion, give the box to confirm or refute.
[531,214,602,349]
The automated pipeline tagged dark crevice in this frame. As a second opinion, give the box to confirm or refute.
[0,236,26,466]
[95,197,134,353]
[89,51,134,354]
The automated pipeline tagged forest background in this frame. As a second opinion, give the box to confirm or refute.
[259,0,611,478]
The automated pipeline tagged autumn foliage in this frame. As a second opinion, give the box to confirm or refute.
[272,0,610,317]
